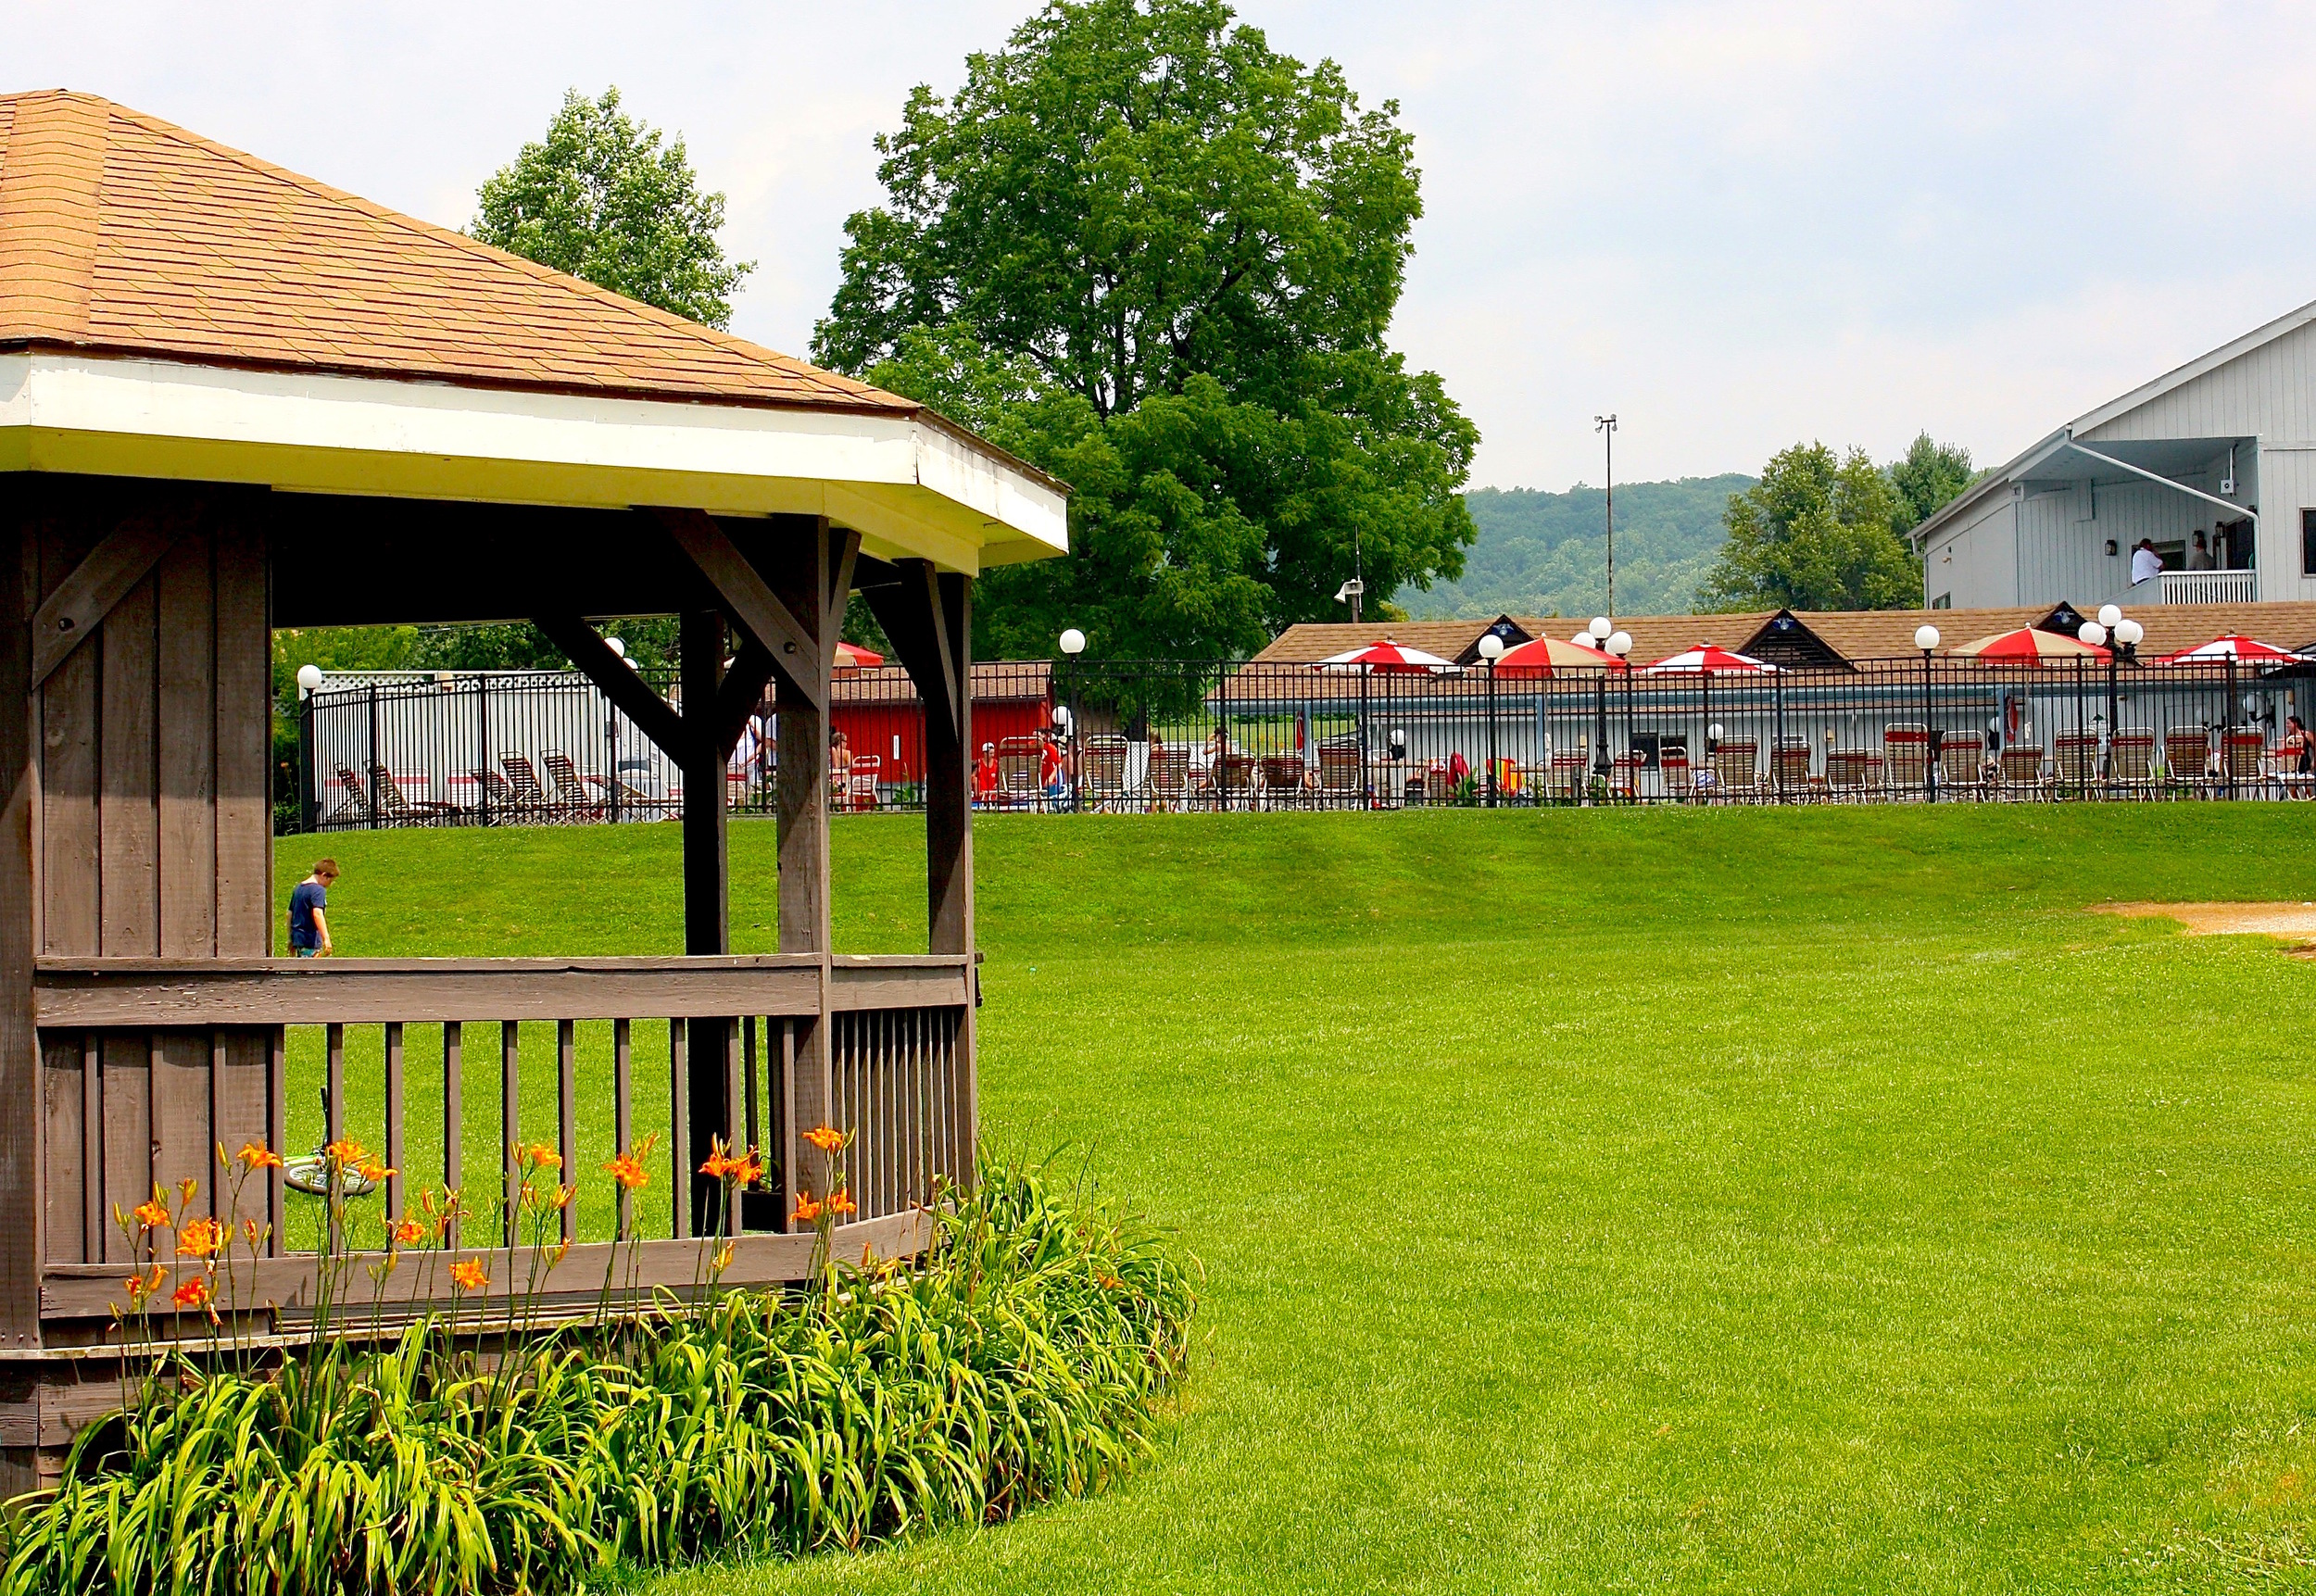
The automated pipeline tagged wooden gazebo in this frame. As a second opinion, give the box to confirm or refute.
[0,92,1064,1475]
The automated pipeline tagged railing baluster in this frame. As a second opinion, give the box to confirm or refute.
[384,1021,404,1223]
[557,1019,577,1245]
[443,1021,462,1250]
[268,1027,286,1255]
[80,1036,101,1263]
[325,1023,346,1252]
[744,1014,760,1159]
[613,1018,632,1242]
[501,1020,520,1248]
[669,1017,689,1240]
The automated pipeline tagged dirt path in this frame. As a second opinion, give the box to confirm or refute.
[2096,901,2316,948]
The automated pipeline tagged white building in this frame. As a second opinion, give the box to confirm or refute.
[1912,297,2316,610]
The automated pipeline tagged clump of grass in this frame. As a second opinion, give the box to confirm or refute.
[0,1153,1194,1596]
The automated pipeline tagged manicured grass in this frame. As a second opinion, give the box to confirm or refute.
[283,807,2316,1592]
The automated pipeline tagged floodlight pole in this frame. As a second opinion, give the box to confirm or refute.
[1594,415,1618,621]
[1485,656,1499,808]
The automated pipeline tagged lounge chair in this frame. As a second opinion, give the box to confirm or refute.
[325,763,373,827]
[1213,752,1257,810]
[368,762,456,825]
[1937,733,1986,799]
[1148,747,1191,811]
[844,753,882,811]
[1546,752,1587,803]
[2222,731,2265,796]
[2110,732,2156,798]
[1081,735,1129,810]
[1995,744,2045,799]
[2162,730,2213,798]
[500,754,557,821]
[1825,748,1869,800]
[1609,753,1642,801]
[1259,754,1306,809]
[1659,748,1693,801]
[996,735,1042,809]
[2052,734,2097,794]
[542,750,608,823]
[1770,736,1812,799]
[1710,738,1760,802]
[1882,725,1931,798]
[1315,737,1364,808]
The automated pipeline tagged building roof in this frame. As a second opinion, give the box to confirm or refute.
[1257,601,2316,671]
[0,90,913,416]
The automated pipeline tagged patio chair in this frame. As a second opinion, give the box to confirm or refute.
[1995,743,2046,799]
[1315,737,1364,808]
[607,773,680,821]
[2052,733,2098,794]
[1824,748,1869,801]
[1215,752,1257,810]
[1937,732,1986,799]
[1080,735,1129,810]
[845,753,883,811]
[2269,748,2316,800]
[1710,737,1760,802]
[466,766,516,818]
[500,754,556,820]
[325,763,373,827]
[2223,731,2265,795]
[1258,754,1307,810]
[1147,747,1191,811]
[1770,736,1813,799]
[1882,725,1931,798]
[996,735,1042,809]
[1609,753,1642,801]
[2110,731,2156,798]
[542,750,608,823]
[1659,748,1693,801]
[1546,752,1587,803]
[2162,729,2214,798]
[368,761,456,825]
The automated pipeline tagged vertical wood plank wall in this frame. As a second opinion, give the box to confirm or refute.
[19,484,274,1278]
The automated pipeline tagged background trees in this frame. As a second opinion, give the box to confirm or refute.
[814,0,1478,660]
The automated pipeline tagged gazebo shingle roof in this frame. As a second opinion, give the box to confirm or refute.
[0,89,914,415]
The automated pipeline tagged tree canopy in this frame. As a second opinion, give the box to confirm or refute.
[473,88,752,328]
[1699,443,1920,612]
[814,0,1477,660]
[1888,433,1977,538]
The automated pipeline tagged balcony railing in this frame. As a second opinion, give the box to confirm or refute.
[30,954,973,1323]
[2157,570,2259,604]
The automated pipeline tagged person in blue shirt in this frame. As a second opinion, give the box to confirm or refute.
[287,859,338,957]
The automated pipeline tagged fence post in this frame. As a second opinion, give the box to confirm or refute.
[1921,649,1938,803]
[476,677,492,826]
[368,680,382,829]
[298,689,319,835]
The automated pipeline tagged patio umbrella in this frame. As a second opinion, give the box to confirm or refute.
[1644,646,1780,788]
[2148,634,2307,665]
[1490,635,1622,679]
[1948,626,2108,662]
[1314,639,1458,783]
[835,640,885,669]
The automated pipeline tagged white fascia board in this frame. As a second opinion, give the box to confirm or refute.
[2070,295,2316,438]
[1907,427,2063,552]
[0,352,1069,572]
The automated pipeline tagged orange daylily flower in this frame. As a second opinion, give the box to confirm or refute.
[825,1189,856,1218]
[391,1218,424,1247]
[238,1142,284,1172]
[711,1241,734,1274]
[170,1276,213,1313]
[604,1151,650,1191]
[802,1125,847,1155]
[448,1258,487,1292]
[358,1159,396,1185]
[729,1150,764,1187]
[323,1137,368,1166]
[124,1264,166,1303]
[791,1192,823,1224]
[132,1191,170,1230]
[176,1216,224,1261]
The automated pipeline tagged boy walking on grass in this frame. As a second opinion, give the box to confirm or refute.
[288,859,337,957]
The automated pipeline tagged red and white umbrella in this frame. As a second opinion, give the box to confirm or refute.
[1490,635,1622,678]
[835,640,885,669]
[2151,634,2309,665]
[1313,638,1459,674]
[1643,643,1779,674]
[1948,626,2108,663]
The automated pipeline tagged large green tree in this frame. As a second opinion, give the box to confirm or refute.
[1888,433,1977,538]
[473,87,752,328]
[813,0,1478,660]
[1699,443,1920,612]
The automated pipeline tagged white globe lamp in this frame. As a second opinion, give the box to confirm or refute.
[2097,603,2122,628]
[1606,630,1632,658]
[604,636,626,660]
[295,664,323,697]
[1913,625,1940,652]
[2079,622,2108,647]
[2114,618,2145,647]
[1588,616,1613,642]
[1478,633,1504,661]
[1058,627,1087,657]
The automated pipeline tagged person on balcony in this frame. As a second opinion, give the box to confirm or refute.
[288,859,337,958]
[2185,531,2215,571]
[2130,538,2164,587]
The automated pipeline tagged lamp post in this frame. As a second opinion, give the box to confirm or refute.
[296,664,323,834]
[1059,627,1087,811]
[1478,632,1504,807]
[1594,415,1617,620]
[1606,630,1632,797]
[1586,618,1613,782]
[2079,618,2114,787]
[1915,624,1941,802]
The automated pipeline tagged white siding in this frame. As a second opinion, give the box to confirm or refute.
[2254,446,2316,601]
[1923,488,2017,607]
[2084,318,2316,443]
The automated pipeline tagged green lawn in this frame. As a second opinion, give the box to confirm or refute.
[283,807,2316,1592]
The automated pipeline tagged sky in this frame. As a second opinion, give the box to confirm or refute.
[11,1,2316,491]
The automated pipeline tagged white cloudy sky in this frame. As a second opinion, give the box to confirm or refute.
[12,1,2316,489]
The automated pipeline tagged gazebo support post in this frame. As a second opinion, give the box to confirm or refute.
[679,608,732,1230]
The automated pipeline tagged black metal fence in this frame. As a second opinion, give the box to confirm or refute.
[289,655,2316,832]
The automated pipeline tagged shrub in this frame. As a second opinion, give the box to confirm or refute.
[0,1151,1195,1595]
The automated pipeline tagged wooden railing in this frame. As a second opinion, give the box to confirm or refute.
[29,954,974,1324]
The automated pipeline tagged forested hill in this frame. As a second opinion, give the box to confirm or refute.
[1402,475,1752,620]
